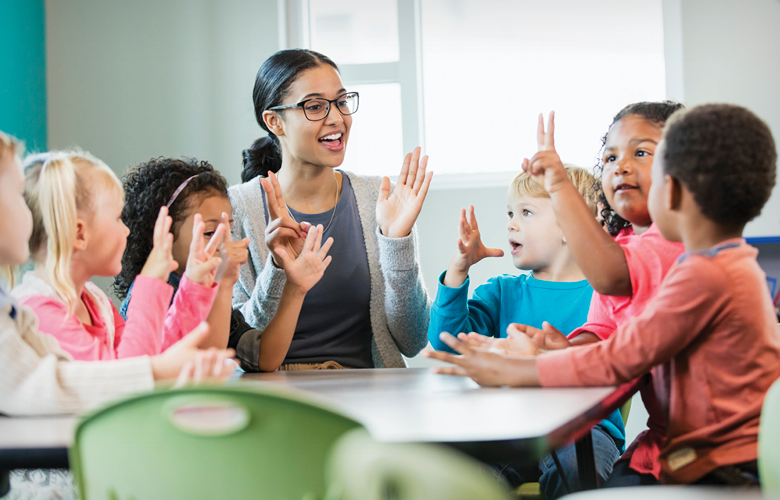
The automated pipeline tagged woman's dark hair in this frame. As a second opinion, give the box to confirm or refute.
[241,49,340,183]
[662,104,776,227]
[593,100,685,235]
[113,157,229,299]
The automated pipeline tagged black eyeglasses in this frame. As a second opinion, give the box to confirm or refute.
[267,92,359,121]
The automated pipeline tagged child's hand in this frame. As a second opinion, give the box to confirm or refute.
[140,207,179,281]
[217,212,249,286]
[423,332,540,387]
[444,205,503,288]
[184,213,225,287]
[507,322,571,351]
[522,112,571,195]
[261,171,311,266]
[151,322,236,381]
[459,331,541,357]
[173,348,238,388]
[276,224,333,294]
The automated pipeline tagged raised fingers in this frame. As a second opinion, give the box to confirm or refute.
[404,147,421,189]
[468,205,479,231]
[412,154,429,193]
[545,111,555,150]
[319,237,334,260]
[204,223,226,257]
[221,212,232,242]
[259,177,281,219]
[190,213,205,255]
[537,113,546,150]
[397,151,413,186]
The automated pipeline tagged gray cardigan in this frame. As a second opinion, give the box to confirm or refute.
[228,171,431,370]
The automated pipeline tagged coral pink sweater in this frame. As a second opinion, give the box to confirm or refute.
[14,273,217,361]
[539,240,780,483]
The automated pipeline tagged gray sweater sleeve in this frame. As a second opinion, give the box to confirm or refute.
[229,180,287,334]
[375,219,431,357]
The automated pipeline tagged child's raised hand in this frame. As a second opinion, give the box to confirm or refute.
[522,112,571,195]
[217,212,249,286]
[507,321,571,351]
[261,171,310,266]
[443,205,503,288]
[184,213,225,287]
[140,206,179,281]
[276,224,333,294]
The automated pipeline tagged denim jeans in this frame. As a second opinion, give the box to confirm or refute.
[494,426,622,500]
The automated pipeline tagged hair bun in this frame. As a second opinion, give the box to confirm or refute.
[241,135,281,182]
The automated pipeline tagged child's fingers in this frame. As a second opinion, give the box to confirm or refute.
[153,207,165,247]
[321,255,333,271]
[421,348,464,366]
[174,361,194,389]
[457,239,468,254]
[468,205,478,231]
[221,212,232,242]
[546,111,555,150]
[485,247,505,258]
[537,113,546,151]
[521,158,530,174]
[204,223,226,257]
[193,352,205,384]
[191,214,205,254]
[438,332,473,356]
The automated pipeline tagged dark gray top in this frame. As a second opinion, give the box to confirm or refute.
[271,172,374,368]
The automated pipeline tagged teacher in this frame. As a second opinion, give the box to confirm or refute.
[230,49,432,371]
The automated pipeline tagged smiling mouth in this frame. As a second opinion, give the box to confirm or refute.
[614,183,638,193]
[318,132,344,151]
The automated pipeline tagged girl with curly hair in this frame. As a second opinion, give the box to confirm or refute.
[10,151,224,361]
[117,157,333,370]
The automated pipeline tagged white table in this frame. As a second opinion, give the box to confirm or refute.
[0,368,638,490]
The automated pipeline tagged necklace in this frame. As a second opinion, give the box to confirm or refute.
[285,176,340,233]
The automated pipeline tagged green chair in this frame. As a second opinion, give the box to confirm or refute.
[70,385,363,500]
[325,428,513,500]
[759,375,780,494]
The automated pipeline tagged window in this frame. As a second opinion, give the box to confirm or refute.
[285,0,666,185]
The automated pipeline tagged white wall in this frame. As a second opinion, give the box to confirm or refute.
[46,0,280,187]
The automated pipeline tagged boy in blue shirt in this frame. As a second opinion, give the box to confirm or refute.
[428,166,624,498]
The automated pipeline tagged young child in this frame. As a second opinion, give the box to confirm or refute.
[427,103,780,486]
[116,158,252,355]
[12,151,223,360]
[508,102,688,486]
[427,167,624,498]
[117,158,335,372]
[0,130,235,417]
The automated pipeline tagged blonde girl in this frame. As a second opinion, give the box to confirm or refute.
[12,151,225,360]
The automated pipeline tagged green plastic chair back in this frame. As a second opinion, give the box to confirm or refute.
[619,398,632,426]
[70,385,363,500]
[760,376,780,494]
[325,428,513,500]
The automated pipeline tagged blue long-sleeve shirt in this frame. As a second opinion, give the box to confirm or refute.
[428,271,625,451]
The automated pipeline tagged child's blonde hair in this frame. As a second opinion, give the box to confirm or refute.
[23,150,123,311]
[510,164,599,216]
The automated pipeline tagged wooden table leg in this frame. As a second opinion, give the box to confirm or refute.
[575,431,598,490]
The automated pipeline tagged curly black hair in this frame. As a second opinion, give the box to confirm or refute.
[662,104,776,226]
[593,100,685,235]
[113,157,229,299]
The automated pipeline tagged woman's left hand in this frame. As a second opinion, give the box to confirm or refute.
[376,147,433,238]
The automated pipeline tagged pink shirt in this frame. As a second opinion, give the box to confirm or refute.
[19,275,217,361]
[570,223,685,478]
[538,240,780,483]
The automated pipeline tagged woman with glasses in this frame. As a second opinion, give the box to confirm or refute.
[229,49,433,372]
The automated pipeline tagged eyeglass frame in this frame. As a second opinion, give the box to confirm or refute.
[266,92,360,121]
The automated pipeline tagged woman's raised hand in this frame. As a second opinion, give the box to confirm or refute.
[376,147,433,238]
[261,171,310,266]
[522,112,570,195]
[275,224,333,294]
[184,213,225,287]
[140,206,179,281]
